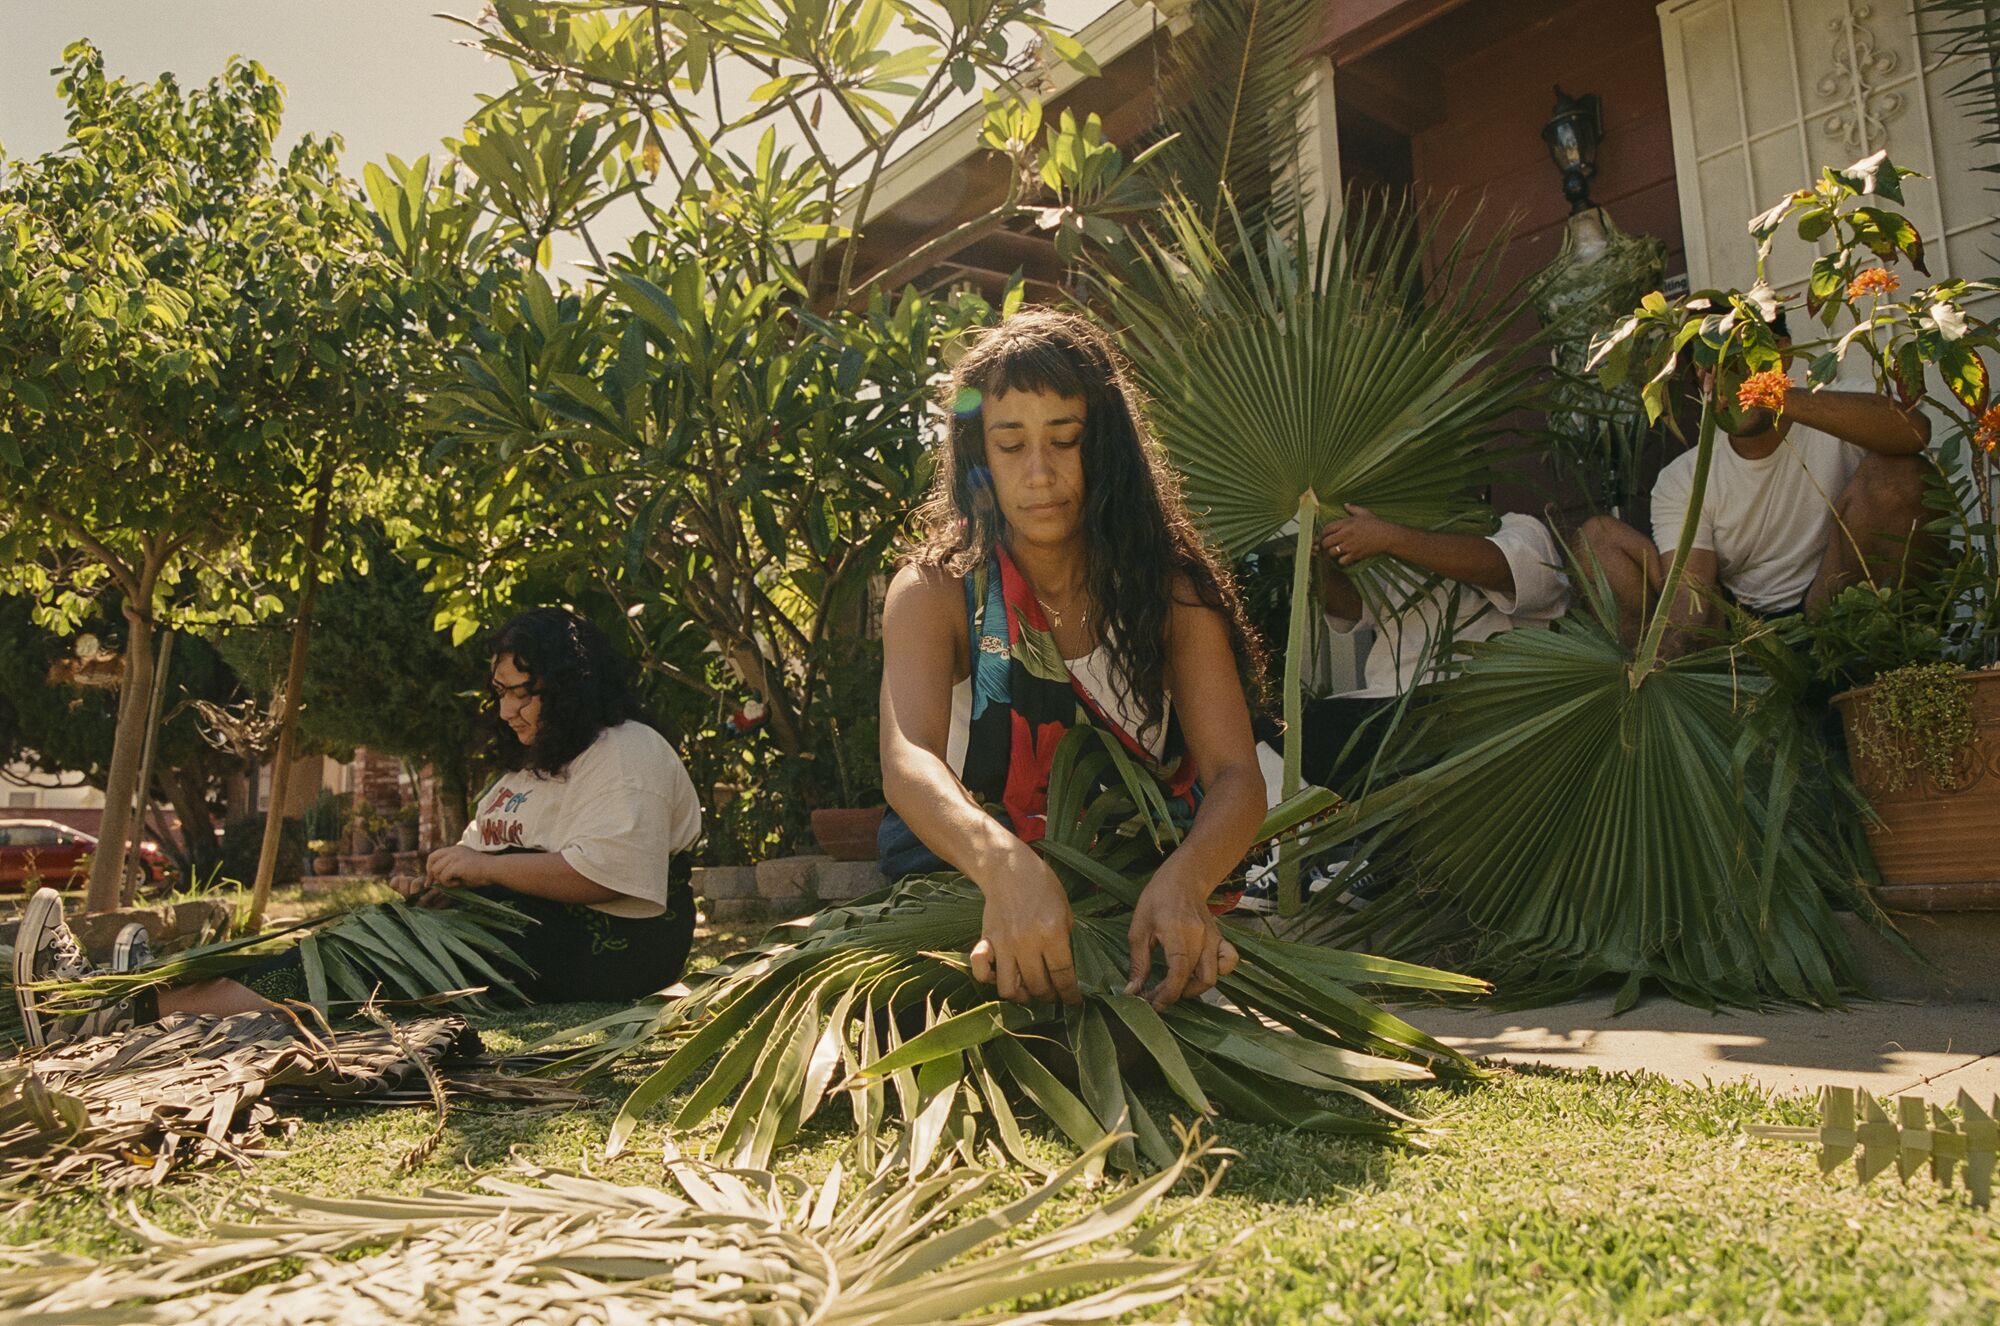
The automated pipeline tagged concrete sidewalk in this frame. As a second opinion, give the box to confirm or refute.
[1403,995,2000,1104]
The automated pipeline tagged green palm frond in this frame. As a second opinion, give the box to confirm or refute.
[543,728,1485,1174]
[1312,587,1885,1010]
[1147,0,1324,235]
[1918,2,2000,200]
[32,890,536,1017]
[1099,192,1545,911]
[1104,192,1539,558]
[0,1129,1238,1323]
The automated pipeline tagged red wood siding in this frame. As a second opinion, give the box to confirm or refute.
[1395,0,1686,290]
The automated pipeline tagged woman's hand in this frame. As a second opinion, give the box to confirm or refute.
[970,853,1083,1005]
[1126,863,1239,1009]
[425,845,488,889]
[389,873,449,909]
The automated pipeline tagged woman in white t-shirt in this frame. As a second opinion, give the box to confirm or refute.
[12,609,704,1046]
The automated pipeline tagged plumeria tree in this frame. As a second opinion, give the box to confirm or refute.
[412,3,1176,845]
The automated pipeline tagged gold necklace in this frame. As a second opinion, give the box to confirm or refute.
[1035,591,1087,631]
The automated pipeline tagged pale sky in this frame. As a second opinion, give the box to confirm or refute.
[1,0,1119,258]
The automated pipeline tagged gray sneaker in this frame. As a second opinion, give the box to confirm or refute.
[11,888,132,1050]
[112,922,153,973]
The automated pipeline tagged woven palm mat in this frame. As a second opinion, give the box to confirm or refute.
[1,1010,582,1190]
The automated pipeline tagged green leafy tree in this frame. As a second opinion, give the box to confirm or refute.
[0,46,454,913]
[215,529,489,837]
[409,4,1174,847]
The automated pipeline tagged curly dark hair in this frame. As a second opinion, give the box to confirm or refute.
[908,308,1266,735]
[485,608,650,777]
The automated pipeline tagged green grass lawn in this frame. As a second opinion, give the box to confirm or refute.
[8,976,1996,1324]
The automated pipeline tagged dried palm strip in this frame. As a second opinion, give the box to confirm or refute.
[0,1130,1239,1325]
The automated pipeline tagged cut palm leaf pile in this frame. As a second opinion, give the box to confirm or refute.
[30,889,536,1019]
[544,729,1486,1175]
[1,1130,1234,1326]
[2,1010,579,1191]
[1313,598,1887,1010]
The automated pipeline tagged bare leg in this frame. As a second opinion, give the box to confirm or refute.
[156,977,278,1017]
[1806,453,1935,614]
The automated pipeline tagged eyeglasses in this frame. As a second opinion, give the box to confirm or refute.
[491,678,537,702]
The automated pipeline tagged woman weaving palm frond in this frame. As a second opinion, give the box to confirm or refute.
[876,308,1273,1010]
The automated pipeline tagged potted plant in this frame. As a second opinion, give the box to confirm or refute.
[1650,153,2000,893]
[307,838,340,877]
[364,810,397,876]
[340,807,383,877]
[393,801,421,852]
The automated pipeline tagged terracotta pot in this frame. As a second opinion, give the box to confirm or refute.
[810,806,887,862]
[366,848,397,876]
[1834,668,2000,890]
[312,854,339,877]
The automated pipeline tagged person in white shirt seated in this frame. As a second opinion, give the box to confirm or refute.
[1301,505,1571,795]
[12,608,704,1046]
[1579,319,1932,659]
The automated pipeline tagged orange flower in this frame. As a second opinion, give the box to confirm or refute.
[1976,404,2000,454]
[1736,369,1791,415]
[1847,268,1900,300]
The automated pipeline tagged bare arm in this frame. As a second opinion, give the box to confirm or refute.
[1318,504,1514,596]
[879,564,1082,1005]
[1785,386,1929,455]
[879,565,1041,889]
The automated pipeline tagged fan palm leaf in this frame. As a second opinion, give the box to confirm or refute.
[1145,0,1324,236]
[541,728,1486,1175]
[0,1130,1239,1324]
[1097,193,1545,910]
[1918,2,2000,201]
[1310,578,1886,1010]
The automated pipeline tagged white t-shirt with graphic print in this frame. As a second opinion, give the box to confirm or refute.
[458,720,702,918]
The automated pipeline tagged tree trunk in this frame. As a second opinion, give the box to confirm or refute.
[120,628,176,906]
[245,471,335,931]
[161,765,221,883]
[84,604,156,913]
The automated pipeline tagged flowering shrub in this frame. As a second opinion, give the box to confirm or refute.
[1737,369,1791,415]
[1590,151,1999,687]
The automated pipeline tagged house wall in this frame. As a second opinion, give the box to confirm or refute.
[1400,0,1686,294]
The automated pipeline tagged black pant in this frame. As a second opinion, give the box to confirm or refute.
[244,876,696,1006]
[1299,696,1398,797]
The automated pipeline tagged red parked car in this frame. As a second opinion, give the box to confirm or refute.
[0,819,169,892]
